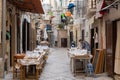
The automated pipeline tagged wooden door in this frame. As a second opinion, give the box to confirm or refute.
[106,21,116,75]
[61,38,67,47]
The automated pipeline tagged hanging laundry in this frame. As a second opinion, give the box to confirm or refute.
[68,3,75,9]
[68,1,75,14]
[43,28,48,40]
[61,13,67,23]
[65,11,72,17]
[61,13,65,18]
[46,24,52,31]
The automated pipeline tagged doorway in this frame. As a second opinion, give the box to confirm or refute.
[91,28,94,55]
[106,20,117,75]
[27,22,30,50]
[22,19,30,52]
[70,31,73,46]
[95,27,98,49]
[82,30,84,40]
[22,19,27,52]
[61,38,67,47]
[10,26,12,66]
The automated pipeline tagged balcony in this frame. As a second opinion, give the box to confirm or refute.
[87,8,96,17]
[86,0,96,17]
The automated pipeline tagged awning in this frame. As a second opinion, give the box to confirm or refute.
[100,0,120,11]
[8,0,44,14]
[96,0,120,18]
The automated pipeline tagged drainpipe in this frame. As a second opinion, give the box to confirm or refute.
[2,0,6,78]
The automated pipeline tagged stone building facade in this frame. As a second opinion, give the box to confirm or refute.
[0,0,44,78]
[85,0,120,76]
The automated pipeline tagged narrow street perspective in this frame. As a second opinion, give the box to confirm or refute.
[1,0,120,80]
[4,48,113,80]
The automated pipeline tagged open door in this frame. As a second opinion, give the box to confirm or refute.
[22,19,27,52]
[91,29,94,55]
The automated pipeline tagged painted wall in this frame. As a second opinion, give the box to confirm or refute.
[0,0,2,54]
[105,4,120,21]
[85,20,91,44]
[0,0,3,78]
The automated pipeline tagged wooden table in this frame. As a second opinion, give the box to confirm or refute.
[13,53,25,79]
[20,52,46,80]
[68,49,92,76]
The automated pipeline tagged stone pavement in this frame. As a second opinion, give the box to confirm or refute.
[3,48,113,80]
[39,48,113,80]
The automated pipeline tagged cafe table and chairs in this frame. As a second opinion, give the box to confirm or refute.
[19,51,46,80]
[36,45,49,53]
[36,45,50,60]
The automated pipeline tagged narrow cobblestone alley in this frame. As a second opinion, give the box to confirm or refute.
[0,0,120,80]
[39,48,113,80]
[3,48,113,80]
[39,48,75,80]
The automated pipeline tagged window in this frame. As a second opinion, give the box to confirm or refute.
[88,0,96,9]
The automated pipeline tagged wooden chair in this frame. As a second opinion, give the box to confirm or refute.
[13,54,25,79]
[36,54,45,80]
[36,63,42,80]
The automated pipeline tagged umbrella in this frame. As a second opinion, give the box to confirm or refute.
[68,3,75,9]
[61,13,65,18]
